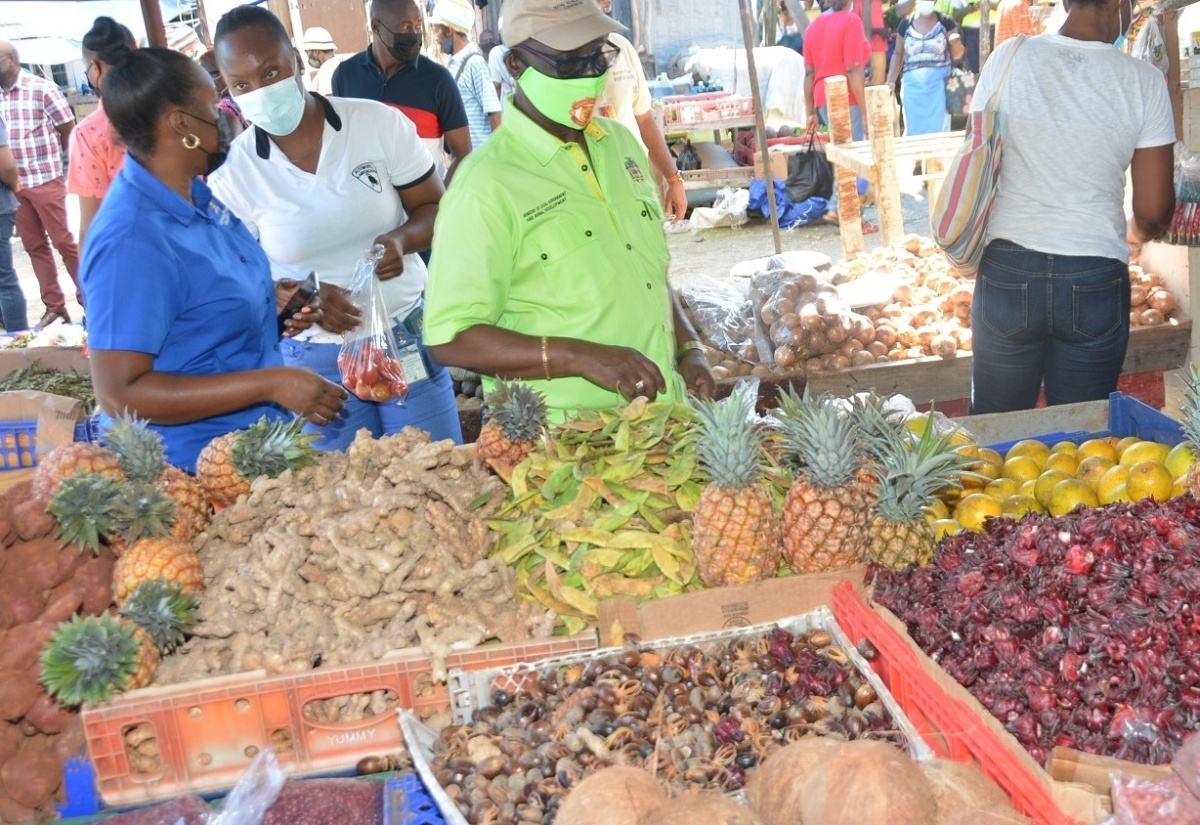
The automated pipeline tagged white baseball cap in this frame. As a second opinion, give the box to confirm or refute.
[501,0,625,49]
[301,26,336,50]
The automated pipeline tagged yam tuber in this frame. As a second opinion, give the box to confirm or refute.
[11,500,53,542]
[0,671,39,722]
[0,737,60,809]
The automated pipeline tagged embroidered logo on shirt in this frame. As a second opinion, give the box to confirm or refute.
[522,192,567,222]
[352,162,383,192]
[624,158,644,184]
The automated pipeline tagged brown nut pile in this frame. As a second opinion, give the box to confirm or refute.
[428,626,906,825]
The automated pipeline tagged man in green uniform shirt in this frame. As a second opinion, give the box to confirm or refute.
[423,0,714,416]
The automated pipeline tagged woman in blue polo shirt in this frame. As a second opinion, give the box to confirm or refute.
[80,41,346,472]
[209,5,461,450]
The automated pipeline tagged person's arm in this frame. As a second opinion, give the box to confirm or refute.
[91,351,346,427]
[54,120,74,148]
[475,59,502,130]
[0,144,18,192]
[946,18,966,62]
[77,197,102,248]
[1127,144,1174,244]
[671,295,715,399]
[442,126,472,184]
[493,82,503,99]
[846,64,869,136]
[373,172,444,278]
[805,69,819,131]
[634,110,688,223]
[428,325,670,401]
[886,29,906,88]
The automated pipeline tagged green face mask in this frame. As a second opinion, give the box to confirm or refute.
[518,66,608,130]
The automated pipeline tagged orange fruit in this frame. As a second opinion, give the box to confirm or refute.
[1077,455,1116,490]
[1097,465,1130,503]
[931,518,963,540]
[1101,483,1134,505]
[985,478,1019,500]
[1118,440,1169,467]
[1034,469,1073,508]
[1002,494,1045,517]
[1115,436,1142,461]
[1018,479,1038,498]
[1165,442,1197,480]
[1125,460,1174,502]
[1005,440,1050,468]
[1076,438,1118,464]
[955,493,1003,532]
[1173,475,1188,499]
[1048,478,1099,516]
[1002,455,1042,485]
[1042,452,1078,476]
[925,499,950,521]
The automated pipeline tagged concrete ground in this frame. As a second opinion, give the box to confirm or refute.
[11,181,933,326]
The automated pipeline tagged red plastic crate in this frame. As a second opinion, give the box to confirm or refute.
[831,583,1086,825]
[82,635,595,807]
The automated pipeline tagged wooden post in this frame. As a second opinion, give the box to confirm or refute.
[825,76,865,258]
[764,0,778,46]
[865,86,904,245]
[979,0,992,68]
[1166,9,1183,141]
[140,0,167,47]
[740,0,784,255]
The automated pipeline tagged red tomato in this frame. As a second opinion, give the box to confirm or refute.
[370,383,393,402]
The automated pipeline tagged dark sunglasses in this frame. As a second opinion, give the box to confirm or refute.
[516,40,619,79]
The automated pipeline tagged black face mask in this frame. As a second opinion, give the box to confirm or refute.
[186,111,233,176]
[379,23,422,63]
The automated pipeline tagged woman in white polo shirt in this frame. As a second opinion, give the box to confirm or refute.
[209,4,461,449]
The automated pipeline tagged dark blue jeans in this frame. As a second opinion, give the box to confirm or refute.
[0,210,28,332]
[970,240,1130,414]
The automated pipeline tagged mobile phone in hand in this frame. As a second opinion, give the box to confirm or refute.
[277,271,319,337]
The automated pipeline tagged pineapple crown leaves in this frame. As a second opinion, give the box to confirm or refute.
[48,474,123,555]
[858,401,980,523]
[690,380,766,488]
[1181,363,1200,449]
[772,386,867,488]
[484,379,549,442]
[101,411,166,483]
[39,614,140,707]
[119,579,198,653]
[232,416,319,480]
[111,482,178,544]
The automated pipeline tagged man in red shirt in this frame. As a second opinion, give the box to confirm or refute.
[804,0,872,224]
[854,0,890,84]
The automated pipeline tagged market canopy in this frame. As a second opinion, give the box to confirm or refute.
[8,36,83,64]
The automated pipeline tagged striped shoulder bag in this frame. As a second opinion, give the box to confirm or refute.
[931,34,1028,275]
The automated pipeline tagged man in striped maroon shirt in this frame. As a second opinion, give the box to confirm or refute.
[0,40,79,327]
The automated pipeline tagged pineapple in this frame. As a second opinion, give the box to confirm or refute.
[1182,364,1200,497]
[31,442,125,501]
[48,474,122,555]
[108,482,177,553]
[119,579,198,653]
[858,400,978,569]
[690,382,781,587]
[113,537,204,605]
[40,614,159,706]
[477,379,548,481]
[101,413,166,483]
[157,465,210,540]
[774,388,874,573]
[196,416,318,507]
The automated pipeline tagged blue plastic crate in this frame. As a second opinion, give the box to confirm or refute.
[0,413,99,471]
[985,392,1183,454]
[385,773,444,825]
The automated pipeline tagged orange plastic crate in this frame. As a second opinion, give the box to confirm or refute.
[831,583,1083,825]
[81,636,595,808]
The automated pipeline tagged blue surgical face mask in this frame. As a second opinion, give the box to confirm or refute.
[1113,32,1126,48]
[235,74,306,136]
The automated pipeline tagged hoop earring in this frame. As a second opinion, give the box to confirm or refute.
[182,133,201,150]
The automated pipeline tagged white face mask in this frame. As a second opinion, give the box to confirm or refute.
[916,0,937,14]
[235,75,306,136]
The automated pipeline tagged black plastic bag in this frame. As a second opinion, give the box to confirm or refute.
[784,132,833,202]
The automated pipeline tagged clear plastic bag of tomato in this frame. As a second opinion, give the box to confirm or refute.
[336,245,409,403]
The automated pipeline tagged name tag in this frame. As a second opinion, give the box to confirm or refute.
[397,341,429,384]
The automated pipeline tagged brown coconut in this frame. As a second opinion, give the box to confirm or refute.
[555,766,667,825]
[745,735,839,824]
[651,792,763,824]
[921,760,1028,824]
[798,739,937,825]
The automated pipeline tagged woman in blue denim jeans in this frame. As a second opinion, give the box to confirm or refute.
[966,0,1174,413]
[208,6,461,449]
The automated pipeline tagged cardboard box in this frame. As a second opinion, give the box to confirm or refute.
[595,566,866,646]
[0,346,89,380]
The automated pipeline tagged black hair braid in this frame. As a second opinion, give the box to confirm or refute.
[82,16,136,66]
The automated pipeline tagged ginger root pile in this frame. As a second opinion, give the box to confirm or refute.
[155,429,555,686]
